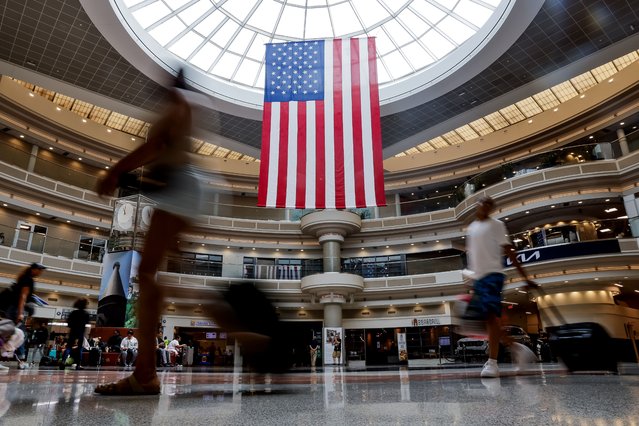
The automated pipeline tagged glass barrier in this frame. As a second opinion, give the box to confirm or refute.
[0,138,102,191]
[2,128,638,222]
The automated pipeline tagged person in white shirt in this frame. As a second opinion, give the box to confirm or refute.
[466,196,537,378]
[120,329,139,368]
[167,335,186,366]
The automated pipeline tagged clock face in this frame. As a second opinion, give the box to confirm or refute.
[141,205,154,228]
[115,202,135,231]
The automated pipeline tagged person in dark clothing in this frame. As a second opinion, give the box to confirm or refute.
[107,330,122,352]
[63,298,90,370]
[5,263,46,324]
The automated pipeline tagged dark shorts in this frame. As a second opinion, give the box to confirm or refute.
[469,273,505,319]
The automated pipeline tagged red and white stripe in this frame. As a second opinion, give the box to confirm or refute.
[257,38,385,209]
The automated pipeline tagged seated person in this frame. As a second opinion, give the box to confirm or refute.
[119,329,138,367]
[156,330,169,367]
[107,330,122,352]
[167,335,186,366]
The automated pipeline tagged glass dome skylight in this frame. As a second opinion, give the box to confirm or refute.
[116,0,506,95]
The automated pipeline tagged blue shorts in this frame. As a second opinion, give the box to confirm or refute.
[470,273,505,319]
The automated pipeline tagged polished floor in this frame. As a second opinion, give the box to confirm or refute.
[0,362,638,425]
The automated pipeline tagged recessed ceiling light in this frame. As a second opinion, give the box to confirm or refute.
[614,283,623,287]
[385,245,389,248]
[201,243,205,246]
[78,157,82,161]
[553,107,558,112]
[66,220,70,223]
[589,135,594,139]
[36,213,40,216]
[131,137,136,141]
[82,119,87,123]
[551,205,555,208]
[19,134,24,138]
[410,243,414,246]
[2,203,7,207]
[605,199,610,202]
[525,211,530,214]
[527,119,533,124]
[56,107,61,111]
[578,201,582,204]
[49,147,53,150]
[580,94,585,99]
[105,166,109,169]
[620,122,625,126]
[608,78,614,83]
[300,249,304,252]
[29,93,34,97]
[107,129,112,133]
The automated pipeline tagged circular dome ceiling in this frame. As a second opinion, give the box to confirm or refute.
[112,0,512,111]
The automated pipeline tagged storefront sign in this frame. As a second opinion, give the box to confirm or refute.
[505,239,620,266]
[191,320,216,327]
[411,317,442,327]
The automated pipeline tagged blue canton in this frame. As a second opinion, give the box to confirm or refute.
[264,40,324,102]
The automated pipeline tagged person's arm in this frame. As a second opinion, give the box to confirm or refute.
[16,286,29,323]
[503,243,537,289]
[96,100,189,197]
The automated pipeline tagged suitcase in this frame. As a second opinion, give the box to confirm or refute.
[536,286,618,373]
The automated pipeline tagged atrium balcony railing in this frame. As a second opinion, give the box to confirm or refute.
[1,129,638,222]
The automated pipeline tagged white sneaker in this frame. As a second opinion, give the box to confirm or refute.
[510,342,537,373]
[481,359,499,378]
[0,363,8,371]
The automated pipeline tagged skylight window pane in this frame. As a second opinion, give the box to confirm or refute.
[590,62,616,82]
[276,6,306,38]
[226,151,242,160]
[532,89,560,110]
[211,20,240,47]
[433,0,457,11]
[34,86,55,101]
[305,8,332,39]
[398,9,429,38]
[121,117,145,134]
[499,105,525,124]
[246,34,270,61]
[515,97,543,117]
[221,1,255,21]
[255,66,265,89]
[228,28,255,55]
[570,72,597,93]
[169,31,204,59]
[375,59,392,85]
[71,99,92,117]
[455,0,493,28]
[550,81,578,102]
[402,42,434,69]
[194,10,225,36]
[165,0,191,11]
[455,125,479,141]
[416,142,434,152]
[139,123,151,138]
[213,147,230,158]
[382,19,414,47]
[410,2,447,24]
[442,130,464,145]
[197,142,218,155]
[190,42,222,71]
[613,51,639,70]
[405,147,420,155]
[211,52,241,79]
[53,93,74,109]
[437,16,473,45]
[420,29,455,58]
[378,0,404,14]
[468,118,493,135]
[483,112,509,130]
[234,58,261,86]
[351,0,387,28]
[105,112,128,130]
[247,0,282,32]
[330,3,361,37]
[429,136,449,148]
[132,2,171,29]
[370,27,395,55]
[383,50,412,79]
[88,106,111,124]
[149,17,186,46]
[179,0,213,26]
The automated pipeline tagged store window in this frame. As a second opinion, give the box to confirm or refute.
[77,236,106,262]
[167,252,223,276]
[243,257,322,279]
[342,255,405,278]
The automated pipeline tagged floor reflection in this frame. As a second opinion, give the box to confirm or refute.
[0,365,638,425]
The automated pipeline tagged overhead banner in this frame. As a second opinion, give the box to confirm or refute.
[324,327,343,365]
[97,250,141,327]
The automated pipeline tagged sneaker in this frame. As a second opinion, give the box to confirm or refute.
[481,359,499,378]
[0,363,8,371]
[510,342,537,373]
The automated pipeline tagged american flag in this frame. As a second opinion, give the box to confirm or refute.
[257,38,386,209]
